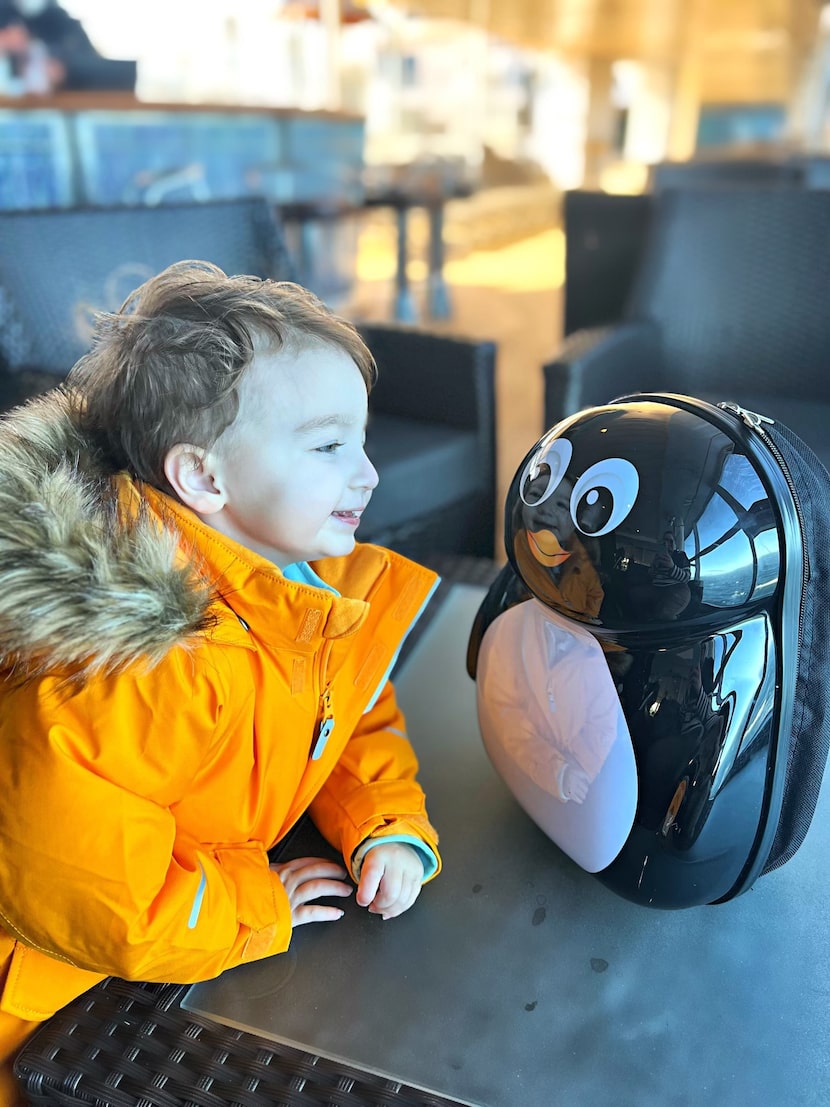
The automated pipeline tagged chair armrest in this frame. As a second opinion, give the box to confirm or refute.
[543,320,665,431]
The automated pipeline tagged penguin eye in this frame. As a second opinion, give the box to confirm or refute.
[570,458,639,537]
[519,438,573,507]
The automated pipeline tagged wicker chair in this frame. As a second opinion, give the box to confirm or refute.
[0,198,294,389]
[544,187,830,471]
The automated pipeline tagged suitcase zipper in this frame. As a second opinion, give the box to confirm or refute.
[718,401,810,589]
[716,398,811,889]
[717,402,774,433]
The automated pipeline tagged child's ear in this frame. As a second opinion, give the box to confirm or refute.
[164,444,225,516]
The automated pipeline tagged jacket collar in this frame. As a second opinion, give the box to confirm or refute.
[130,479,397,652]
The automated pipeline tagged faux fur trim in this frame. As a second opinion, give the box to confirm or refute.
[0,390,213,681]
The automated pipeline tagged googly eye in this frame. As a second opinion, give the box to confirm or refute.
[569,458,639,537]
[519,437,573,507]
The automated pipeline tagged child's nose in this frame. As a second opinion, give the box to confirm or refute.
[356,450,379,491]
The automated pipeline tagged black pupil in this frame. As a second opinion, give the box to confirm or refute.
[575,487,614,533]
[523,463,551,505]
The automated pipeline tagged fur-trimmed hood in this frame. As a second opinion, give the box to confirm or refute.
[0,390,213,681]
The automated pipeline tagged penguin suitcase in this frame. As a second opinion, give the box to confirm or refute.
[467,392,830,908]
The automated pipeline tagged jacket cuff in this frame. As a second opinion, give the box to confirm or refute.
[213,843,293,959]
[342,813,441,884]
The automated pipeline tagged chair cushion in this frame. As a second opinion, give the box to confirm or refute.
[697,390,830,472]
[362,414,481,534]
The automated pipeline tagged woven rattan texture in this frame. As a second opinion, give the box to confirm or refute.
[0,199,295,376]
[15,978,460,1107]
[626,188,830,398]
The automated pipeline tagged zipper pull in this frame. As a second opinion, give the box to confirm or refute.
[311,687,335,761]
[718,401,775,431]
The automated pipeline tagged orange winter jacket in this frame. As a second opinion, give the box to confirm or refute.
[0,392,440,1026]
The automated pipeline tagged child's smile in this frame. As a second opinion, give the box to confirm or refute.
[331,509,363,527]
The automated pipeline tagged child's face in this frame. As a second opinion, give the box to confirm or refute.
[208,342,378,568]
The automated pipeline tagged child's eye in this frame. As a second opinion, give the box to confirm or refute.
[315,441,344,454]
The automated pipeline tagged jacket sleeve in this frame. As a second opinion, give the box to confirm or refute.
[308,677,442,882]
[0,648,293,983]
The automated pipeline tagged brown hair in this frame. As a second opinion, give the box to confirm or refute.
[68,260,376,494]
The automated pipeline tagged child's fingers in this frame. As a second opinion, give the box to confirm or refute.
[283,878,353,927]
[294,876,353,904]
[271,857,349,896]
[572,769,590,802]
[271,856,353,924]
[377,876,421,920]
[291,901,349,926]
[357,844,426,915]
[356,856,383,907]
[297,878,352,924]
[368,867,403,914]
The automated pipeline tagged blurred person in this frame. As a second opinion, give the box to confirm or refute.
[626,529,693,621]
[0,0,135,93]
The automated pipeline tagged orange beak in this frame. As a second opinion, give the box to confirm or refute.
[527,529,571,567]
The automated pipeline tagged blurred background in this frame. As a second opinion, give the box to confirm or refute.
[23,0,829,184]
[3,0,830,541]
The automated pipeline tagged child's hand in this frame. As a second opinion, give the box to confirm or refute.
[270,856,352,926]
[561,764,590,804]
[356,842,424,920]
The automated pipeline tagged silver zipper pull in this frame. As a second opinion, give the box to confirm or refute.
[718,401,775,430]
[311,687,335,761]
[311,716,335,760]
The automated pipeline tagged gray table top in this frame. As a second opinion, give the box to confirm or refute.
[184,583,830,1107]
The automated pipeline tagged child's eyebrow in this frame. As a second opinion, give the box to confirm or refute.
[294,414,362,433]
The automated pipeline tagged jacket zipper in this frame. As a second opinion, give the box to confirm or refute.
[305,572,439,762]
[310,640,335,761]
